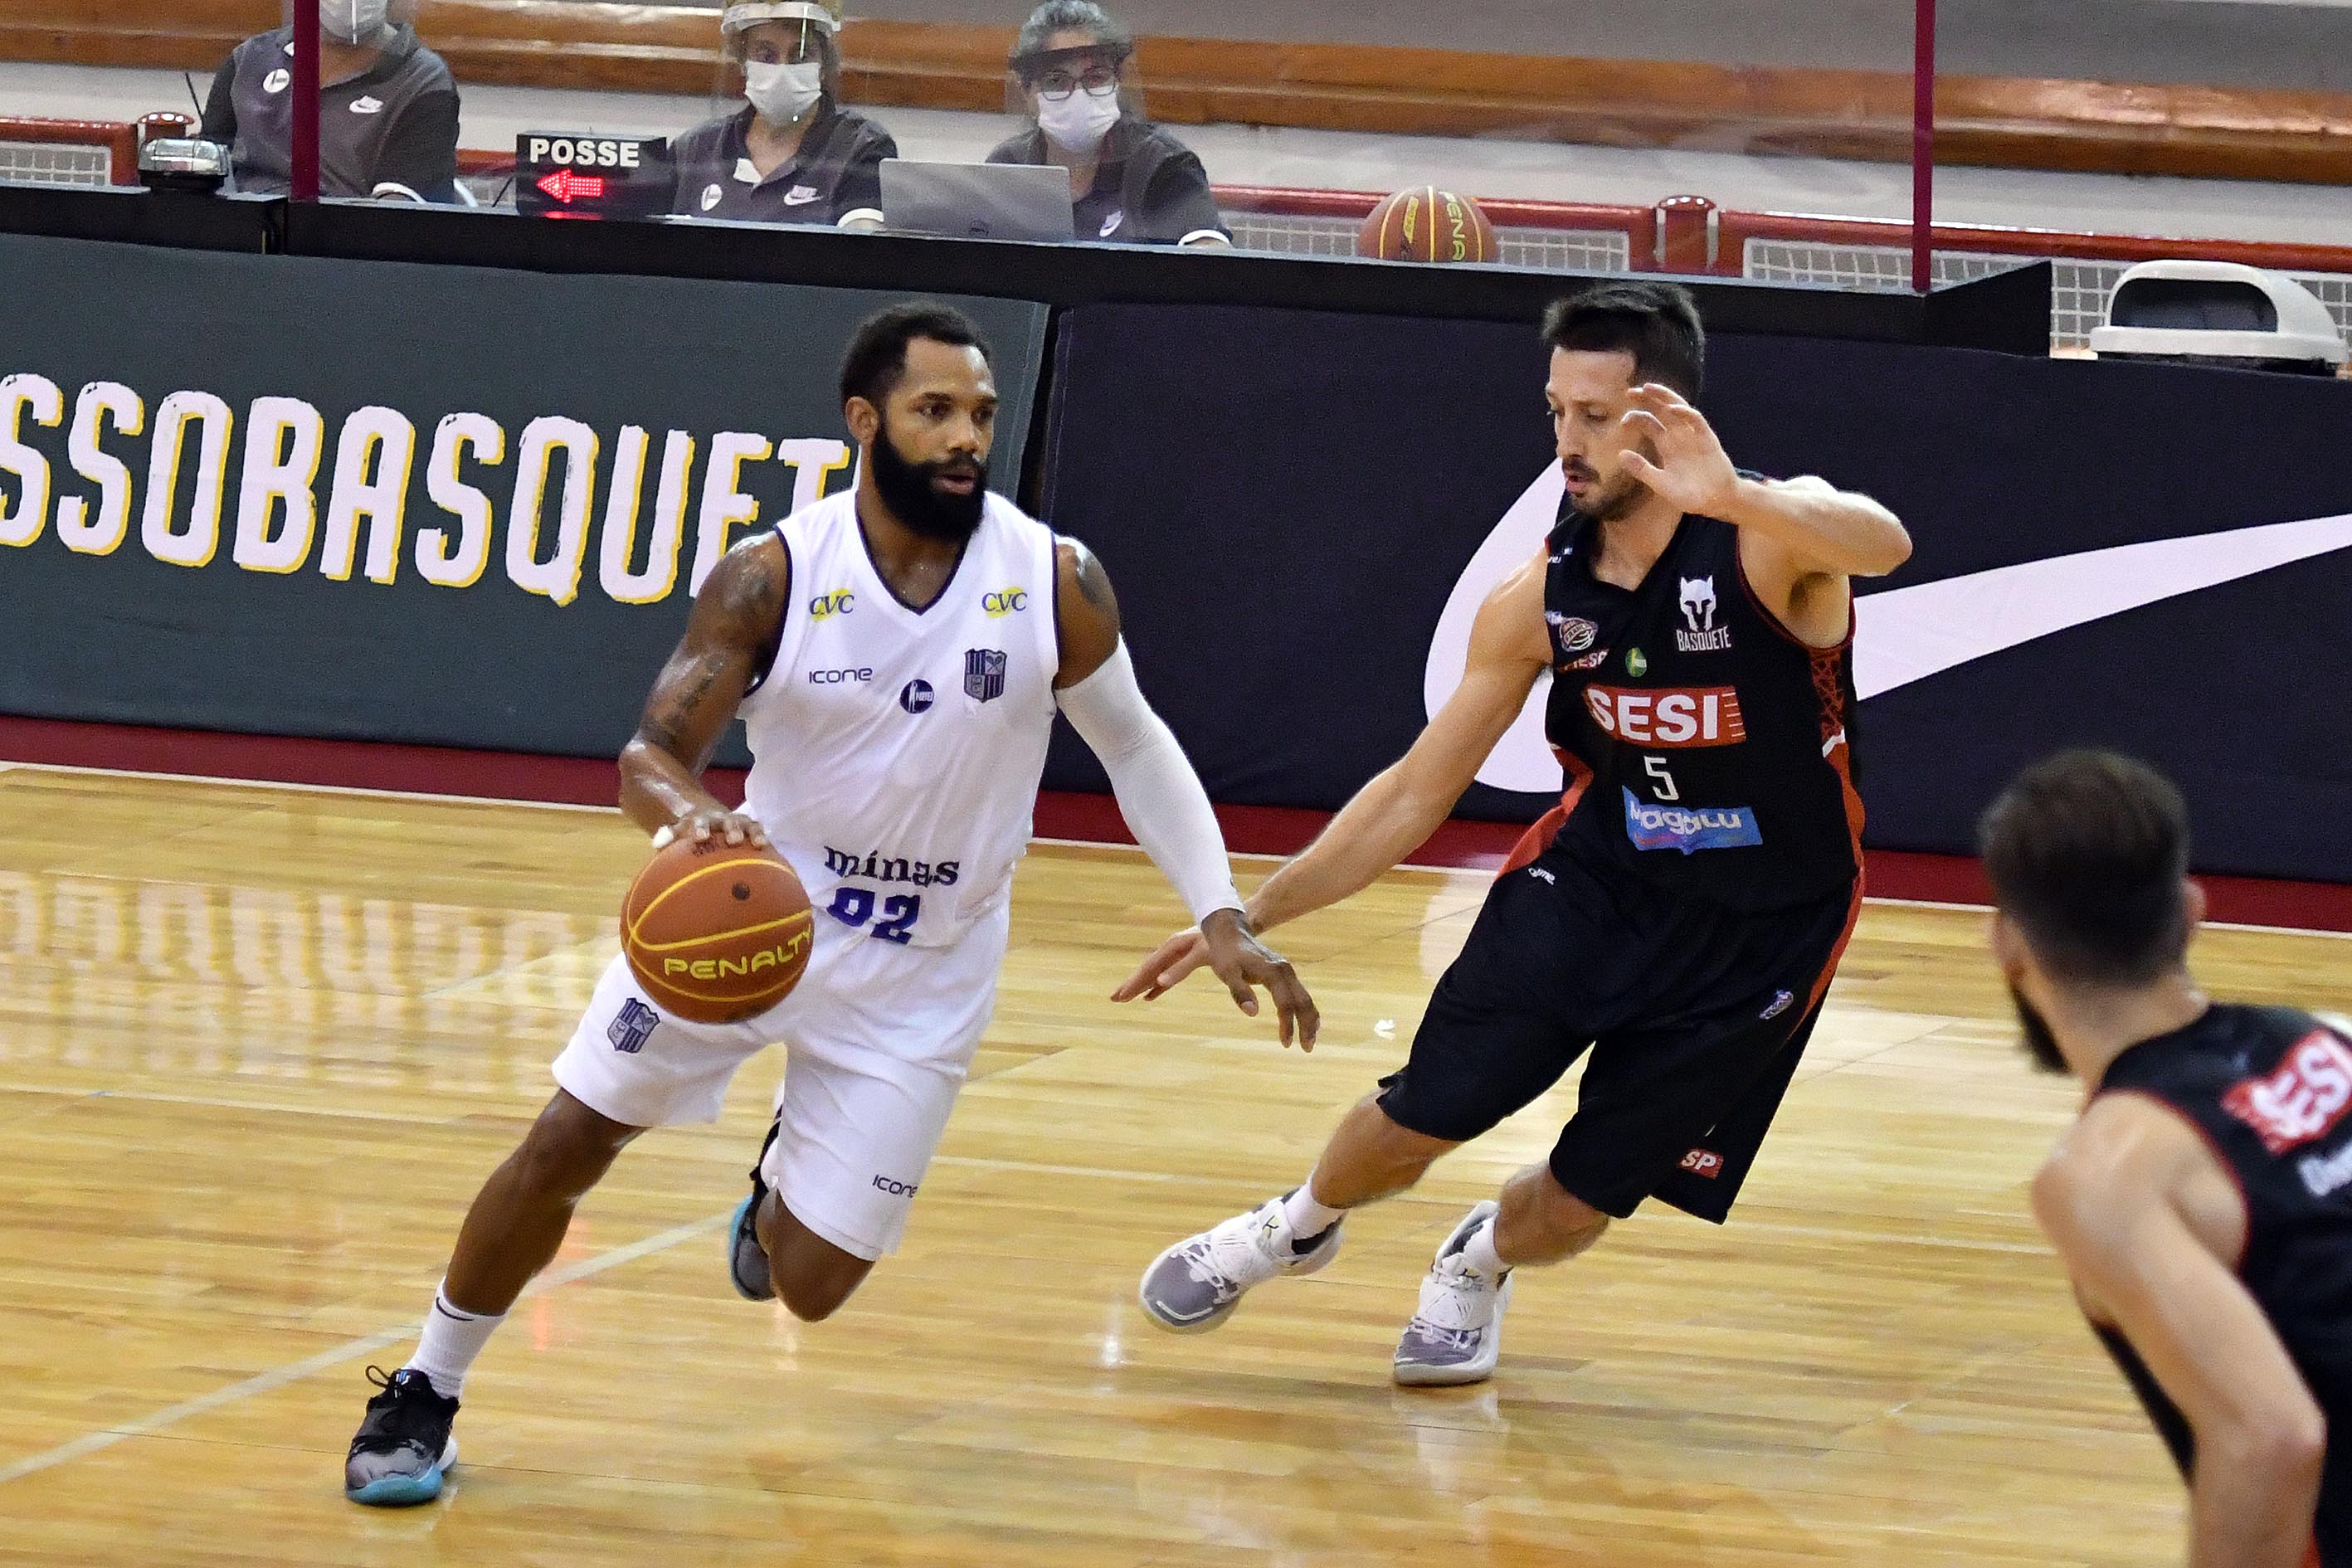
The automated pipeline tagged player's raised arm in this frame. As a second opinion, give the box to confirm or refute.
[1049,537,1319,1049]
[1114,548,1551,1005]
[1615,383,1909,578]
[2034,1097,2328,1568]
[617,534,791,848]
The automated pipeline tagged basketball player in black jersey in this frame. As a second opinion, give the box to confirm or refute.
[1984,750,2350,1568]
[1124,281,1911,1384]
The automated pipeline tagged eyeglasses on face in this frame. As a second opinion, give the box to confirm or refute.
[1033,64,1118,100]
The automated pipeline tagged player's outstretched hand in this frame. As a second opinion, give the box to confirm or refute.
[1113,927,1210,1001]
[1618,382,1741,516]
[654,808,771,850]
[1113,910,1319,1051]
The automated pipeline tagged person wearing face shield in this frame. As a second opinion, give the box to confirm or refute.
[985,1,1228,248]
[671,1,898,230]
[198,0,461,202]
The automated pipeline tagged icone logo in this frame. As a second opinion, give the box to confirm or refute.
[2223,1031,2352,1154]
[1583,685,1746,747]
[982,588,1029,617]
[809,589,855,620]
[872,1175,919,1196]
[807,667,871,684]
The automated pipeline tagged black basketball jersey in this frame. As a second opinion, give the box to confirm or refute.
[2094,1003,2352,1566]
[1536,500,1863,912]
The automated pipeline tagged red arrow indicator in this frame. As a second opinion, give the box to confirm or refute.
[534,168,607,204]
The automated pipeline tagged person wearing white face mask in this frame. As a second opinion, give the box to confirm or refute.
[199,0,461,202]
[670,0,898,230]
[985,1,1228,249]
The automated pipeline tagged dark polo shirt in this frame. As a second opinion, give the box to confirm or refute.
[670,104,896,226]
[200,25,461,202]
[985,117,1226,245]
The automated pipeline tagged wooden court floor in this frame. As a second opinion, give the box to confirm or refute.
[5,765,2350,1567]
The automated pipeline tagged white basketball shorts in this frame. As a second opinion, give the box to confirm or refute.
[552,898,1009,1262]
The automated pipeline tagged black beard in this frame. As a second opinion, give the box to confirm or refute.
[869,421,986,543]
[2010,983,2071,1075]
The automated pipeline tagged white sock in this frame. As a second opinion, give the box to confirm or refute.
[1282,1182,1346,1239]
[1463,1215,1508,1279]
[405,1281,507,1401]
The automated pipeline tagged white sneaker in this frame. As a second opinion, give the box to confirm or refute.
[1137,1191,1343,1333]
[1393,1200,1512,1387]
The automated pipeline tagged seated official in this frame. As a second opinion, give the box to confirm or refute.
[672,0,897,229]
[986,1,1228,248]
[200,0,460,202]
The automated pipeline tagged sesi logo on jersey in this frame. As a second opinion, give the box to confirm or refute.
[1584,685,1746,747]
[2223,1031,2352,1155]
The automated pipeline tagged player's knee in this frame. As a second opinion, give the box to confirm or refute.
[772,1259,869,1322]
[1361,1097,1455,1186]
[514,1095,635,1200]
[1503,1169,1609,1263]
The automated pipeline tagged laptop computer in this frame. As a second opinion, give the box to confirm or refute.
[879,159,1076,243]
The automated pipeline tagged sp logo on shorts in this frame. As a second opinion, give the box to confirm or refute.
[1679,1148,1725,1179]
[871,1174,919,1197]
[608,998,659,1054]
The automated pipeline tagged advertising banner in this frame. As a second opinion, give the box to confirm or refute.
[0,233,1047,765]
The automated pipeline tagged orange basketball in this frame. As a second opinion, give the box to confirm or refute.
[621,834,813,1025]
[1356,186,1498,264]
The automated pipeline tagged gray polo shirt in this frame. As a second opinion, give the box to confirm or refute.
[201,26,461,202]
[670,104,896,226]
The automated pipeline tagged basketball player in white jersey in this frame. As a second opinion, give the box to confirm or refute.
[343,302,1316,1505]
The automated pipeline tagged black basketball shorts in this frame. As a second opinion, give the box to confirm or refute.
[1376,839,1861,1225]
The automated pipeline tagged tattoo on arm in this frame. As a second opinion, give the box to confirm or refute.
[1074,548,1115,611]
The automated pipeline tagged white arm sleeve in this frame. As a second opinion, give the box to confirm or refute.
[1055,640,1244,924]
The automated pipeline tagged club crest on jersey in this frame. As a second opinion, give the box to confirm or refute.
[1546,612,1599,657]
[2223,1031,2352,1155]
[1678,577,1733,653]
[964,648,1007,703]
[1620,787,1762,854]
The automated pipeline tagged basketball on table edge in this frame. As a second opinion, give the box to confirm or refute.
[1356,187,1500,264]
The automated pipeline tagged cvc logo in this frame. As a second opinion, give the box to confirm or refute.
[982,588,1029,617]
[809,590,855,620]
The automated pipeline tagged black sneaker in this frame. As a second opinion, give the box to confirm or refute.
[344,1366,459,1506]
[727,1117,784,1302]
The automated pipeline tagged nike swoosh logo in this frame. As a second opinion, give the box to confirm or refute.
[1426,467,2352,793]
[1853,511,2352,699]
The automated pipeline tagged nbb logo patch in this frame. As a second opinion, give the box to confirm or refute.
[1584,686,1746,747]
[1621,787,1762,855]
[2223,1031,2352,1155]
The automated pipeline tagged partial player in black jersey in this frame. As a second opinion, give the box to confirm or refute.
[1123,281,1911,1385]
[1985,749,2351,1568]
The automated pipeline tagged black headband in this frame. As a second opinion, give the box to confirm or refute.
[1009,40,1132,75]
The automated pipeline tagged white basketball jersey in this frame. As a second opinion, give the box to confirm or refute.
[738,489,1060,949]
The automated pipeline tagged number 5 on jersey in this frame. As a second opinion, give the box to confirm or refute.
[1644,756,1680,801]
[826,886,921,944]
